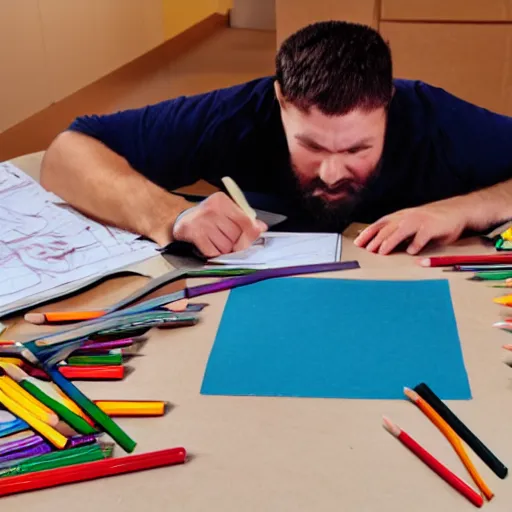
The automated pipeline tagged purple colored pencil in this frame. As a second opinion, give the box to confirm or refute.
[0,443,51,463]
[187,261,360,298]
[79,338,134,352]
[67,434,98,448]
[0,435,44,457]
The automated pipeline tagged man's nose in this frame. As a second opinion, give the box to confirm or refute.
[318,155,345,186]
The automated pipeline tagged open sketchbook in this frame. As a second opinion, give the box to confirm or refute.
[0,162,158,317]
[208,232,342,269]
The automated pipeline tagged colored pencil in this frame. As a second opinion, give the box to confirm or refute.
[493,321,512,331]
[382,417,483,507]
[0,446,186,497]
[469,271,512,281]
[0,419,30,438]
[0,443,113,478]
[75,338,135,352]
[0,373,58,426]
[0,386,68,449]
[0,434,44,456]
[503,344,512,350]
[420,253,512,267]
[404,388,493,500]
[24,311,105,325]
[0,363,93,425]
[450,264,512,272]
[66,353,123,366]
[0,443,52,464]
[59,365,125,380]
[47,367,136,453]
[93,400,167,417]
[414,383,508,479]
[0,431,34,446]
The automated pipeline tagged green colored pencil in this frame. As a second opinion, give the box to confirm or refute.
[470,270,512,281]
[67,353,123,366]
[0,443,113,477]
[20,379,96,435]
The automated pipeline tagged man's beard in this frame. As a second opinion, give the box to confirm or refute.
[291,161,381,232]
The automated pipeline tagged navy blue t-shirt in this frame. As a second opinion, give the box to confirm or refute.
[68,77,512,230]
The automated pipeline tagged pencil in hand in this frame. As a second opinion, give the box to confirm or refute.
[382,416,483,508]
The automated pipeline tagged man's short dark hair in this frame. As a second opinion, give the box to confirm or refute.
[275,21,393,116]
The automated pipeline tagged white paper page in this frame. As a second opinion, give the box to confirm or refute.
[207,232,341,269]
[0,162,158,313]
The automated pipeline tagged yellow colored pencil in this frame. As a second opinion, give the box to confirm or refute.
[94,400,167,417]
[404,387,492,501]
[0,375,58,426]
[0,358,24,367]
[0,388,67,449]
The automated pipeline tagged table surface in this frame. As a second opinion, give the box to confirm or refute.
[3,153,512,511]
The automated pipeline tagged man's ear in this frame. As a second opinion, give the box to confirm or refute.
[274,80,287,110]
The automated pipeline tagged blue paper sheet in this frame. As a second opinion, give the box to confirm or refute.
[201,278,471,400]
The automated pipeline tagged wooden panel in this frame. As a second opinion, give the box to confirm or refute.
[162,0,219,40]
[380,22,512,115]
[39,0,165,103]
[276,0,378,47]
[381,0,512,21]
[0,1,52,132]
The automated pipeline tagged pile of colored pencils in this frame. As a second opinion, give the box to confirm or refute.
[419,253,512,347]
[384,383,507,508]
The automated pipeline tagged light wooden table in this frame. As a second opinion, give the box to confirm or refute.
[3,153,512,511]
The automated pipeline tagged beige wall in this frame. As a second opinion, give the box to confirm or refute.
[2,0,227,134]
[230,0,276,30]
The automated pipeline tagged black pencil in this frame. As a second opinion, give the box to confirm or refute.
[413,383,508,479]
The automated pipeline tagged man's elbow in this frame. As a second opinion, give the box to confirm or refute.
[40,130,75,190]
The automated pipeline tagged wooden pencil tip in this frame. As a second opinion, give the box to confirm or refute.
[418,258,431,267]
[382,416,400,437]
[24,312,46,325]
[403,387,418,401]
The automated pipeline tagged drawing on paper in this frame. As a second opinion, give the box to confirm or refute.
[0,162,157,311]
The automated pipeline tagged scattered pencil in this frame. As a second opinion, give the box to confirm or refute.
[420,254,512,267]
[0,446,187,497]
[24,311,104,325]
[382,416,483,507]
[404,387,493,500]
[414,383,508,479]
[503,344,512,351]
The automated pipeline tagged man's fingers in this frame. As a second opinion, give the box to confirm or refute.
[365,223,398,253]
[378,223,417,255]
[354,221,387,247]
[194,237,221,258]
[216,216,242,243]
[406,228,432,255]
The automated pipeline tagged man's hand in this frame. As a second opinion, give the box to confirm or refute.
[173,192,267,257]
[353,199,473,255]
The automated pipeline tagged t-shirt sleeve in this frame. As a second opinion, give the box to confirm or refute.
[422,83,512,191]
[68,91,223,191]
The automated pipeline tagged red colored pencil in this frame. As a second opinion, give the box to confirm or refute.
[59,365,125,380]
[27,365,125,381]
[0,446,186,497]
[383,417,483,508]
[420,253,512,267]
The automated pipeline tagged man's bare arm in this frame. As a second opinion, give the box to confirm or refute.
[41,130,266,255]
[354,178,512,255]
[40,130,193,246]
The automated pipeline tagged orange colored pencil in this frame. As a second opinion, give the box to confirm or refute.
[24,311,105,325]
[404,387,493,501]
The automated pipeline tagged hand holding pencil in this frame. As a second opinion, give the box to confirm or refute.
[172,176,267,258]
